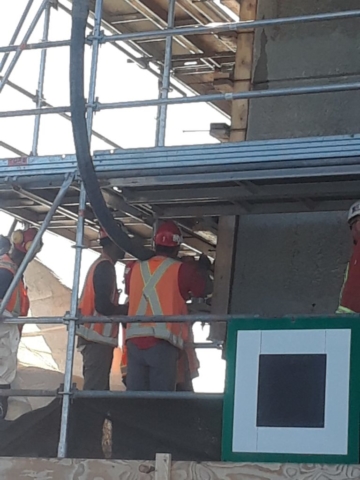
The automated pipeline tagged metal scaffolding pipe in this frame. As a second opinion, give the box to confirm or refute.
[32,1,51,155]
[2,77,121,149]
[0,39,71,54]
[0,0,35,73]
[156,0,176,146]
[1,80,360,118]
[0,9,359,54]
[0,174,73,317]
[0,0,50,94]
[73,390,222,399]
[4,313,358,325]
[100,9,360,43]
[0,389,59,397]
[0,140,26,156]
[58,0,103,459]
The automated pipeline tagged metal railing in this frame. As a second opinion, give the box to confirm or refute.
[0,0,359,459]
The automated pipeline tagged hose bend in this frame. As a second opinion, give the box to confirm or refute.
[69,0,153,260]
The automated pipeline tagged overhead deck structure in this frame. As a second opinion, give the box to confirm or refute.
[1,0,360,466]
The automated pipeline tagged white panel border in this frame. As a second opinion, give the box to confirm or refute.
[232,329,351,456]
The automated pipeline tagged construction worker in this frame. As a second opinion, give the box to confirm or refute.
[337,201,360,314]
[124,220,209,391]
[76,227,128,391]
[0,227,41,419]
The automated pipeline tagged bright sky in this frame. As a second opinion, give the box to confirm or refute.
[0,0,226,392]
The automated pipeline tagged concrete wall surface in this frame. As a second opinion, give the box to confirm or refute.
[247,0,360,139]
[230,211,351,315]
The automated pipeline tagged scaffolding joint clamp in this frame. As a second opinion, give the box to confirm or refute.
[57,382,77,397]
[63,311,79,325]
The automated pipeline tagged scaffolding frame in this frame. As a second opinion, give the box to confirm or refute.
[0,0,360,459]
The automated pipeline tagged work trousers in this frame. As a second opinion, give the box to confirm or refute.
[80,341,114,391]
[126,340,179,391]
[79,340,115,458]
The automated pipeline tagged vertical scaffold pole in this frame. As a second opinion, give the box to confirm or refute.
[32,0,51,155]
[156,0,176,146]
[57,0,103,459]
[0,0,50,94]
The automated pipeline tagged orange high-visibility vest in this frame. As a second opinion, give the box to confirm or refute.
[0,254,28,333]
[77,254,119,346]
[126,256,188,349]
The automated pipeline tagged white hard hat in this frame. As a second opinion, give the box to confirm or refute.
[348,201,360,223]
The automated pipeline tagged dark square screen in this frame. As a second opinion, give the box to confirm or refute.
[256,354,326,428]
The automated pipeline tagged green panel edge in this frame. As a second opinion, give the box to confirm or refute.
[221,316,360,464]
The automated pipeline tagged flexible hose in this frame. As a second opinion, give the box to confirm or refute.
[70,0,153,260]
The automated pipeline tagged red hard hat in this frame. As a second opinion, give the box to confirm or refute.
[154,221,182,247]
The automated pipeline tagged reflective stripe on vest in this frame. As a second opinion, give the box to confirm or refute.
[126,257,185,349]
[0,255,21,317]
[136,257,175,315]
[76,255,119,347]
[336,305,355,314]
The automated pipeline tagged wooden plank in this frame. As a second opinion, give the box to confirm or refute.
[230,0,258,142]
[155,454,172,480]
[1,458,360,480]
[209,215,238,342]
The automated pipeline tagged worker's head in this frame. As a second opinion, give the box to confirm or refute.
[99,227,125,262]
[10,227,42,265]
[154,220,182,258]
[348,201,360,243]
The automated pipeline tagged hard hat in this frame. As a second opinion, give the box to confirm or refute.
[348,201,360,224]
[154,221,182,247]
[11,227,38,253]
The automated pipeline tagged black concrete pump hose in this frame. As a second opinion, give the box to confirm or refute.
[69,0,153,260]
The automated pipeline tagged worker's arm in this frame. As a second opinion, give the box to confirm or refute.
[178,260,208,300]
[93,261,128,316]
[0,269,14,299]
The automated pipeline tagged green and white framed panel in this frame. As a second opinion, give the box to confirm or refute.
[222,317,360,464]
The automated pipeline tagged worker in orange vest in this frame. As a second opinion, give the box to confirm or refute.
[124,220,209,391]
[76,227,128,391]
[0,227,41,419]
[337,201,360,314]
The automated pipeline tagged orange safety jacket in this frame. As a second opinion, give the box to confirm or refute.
[126,256,188,348]
[337,241,360,314]
[0,254,29,333]
[77,254,119,346]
